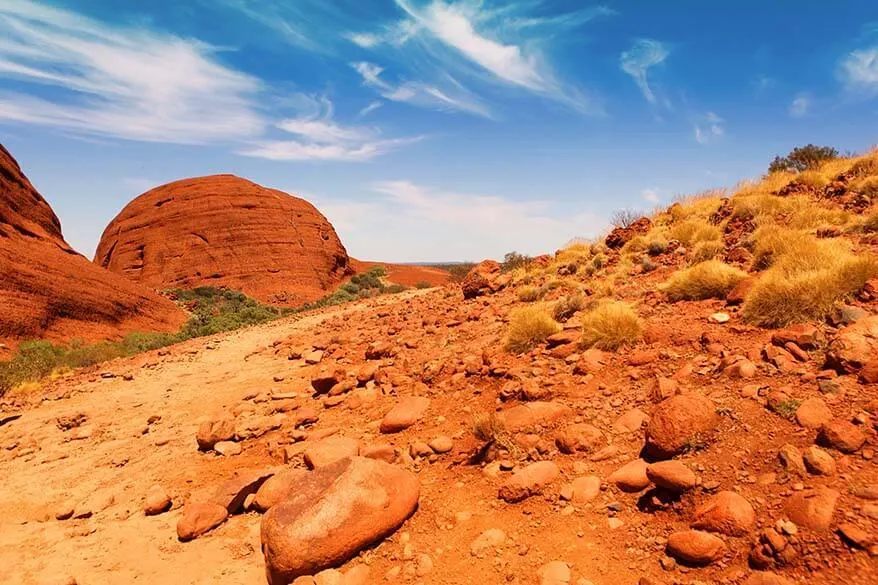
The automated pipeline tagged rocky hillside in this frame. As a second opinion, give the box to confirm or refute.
[0,150,876,585]
[95,175,353,306]
[0,144,185,349]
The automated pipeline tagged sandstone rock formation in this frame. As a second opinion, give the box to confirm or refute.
[95,175,352,305]
[0,144,184,347]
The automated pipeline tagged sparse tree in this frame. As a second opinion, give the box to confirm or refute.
[501,251,532,272]
[768,144,839,174]
[610,208,643,229]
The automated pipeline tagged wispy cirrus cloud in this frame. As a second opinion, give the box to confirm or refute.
[693,112,725,144]
[839,46,878,92]
[312,179,606,261]
[620,39,669,104]
[239,96,421,161]
[347,0,608,114]
[0,0,265,144]
[352,61,490,117]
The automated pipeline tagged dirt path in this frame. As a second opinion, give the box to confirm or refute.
[0,293,427,585]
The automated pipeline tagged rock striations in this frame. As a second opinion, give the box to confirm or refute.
[0,144,184,347]
[95,175,352,305]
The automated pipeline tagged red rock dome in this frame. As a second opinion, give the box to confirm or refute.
[94,175,352,305]
[0,144,185,347]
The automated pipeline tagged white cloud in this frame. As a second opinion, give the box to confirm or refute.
[352,61,491,117]
[620,39,669,104]
[840,46,878,90]
[0,0,265,143]
[789,94,810,117]
[694,112,725,144]
[642,188,660,204]
[358,101,384,116]
[239,96,420,161]
[312,180,606,262]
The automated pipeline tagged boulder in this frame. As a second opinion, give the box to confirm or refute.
[261,457,419,583]
[784,487,839,531]
[795,398,832,429]
[379,396,430,434]
[644,394,719,459]
[498,461,560,503]
[461,260,502,299]
[691,491,756,536]
[253,468,310,513]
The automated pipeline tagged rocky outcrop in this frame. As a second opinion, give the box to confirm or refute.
[0,144,185,347]
[95,175,352,305]
[605,217,651,250]
[461,260,507,299]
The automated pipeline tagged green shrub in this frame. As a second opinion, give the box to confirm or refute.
[768,144,839,174]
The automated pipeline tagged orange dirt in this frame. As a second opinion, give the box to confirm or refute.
[350,259,451,288]
[0,144,185,351]
[95,175,352,307]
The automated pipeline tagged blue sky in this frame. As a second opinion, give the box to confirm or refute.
[1,1,877,262]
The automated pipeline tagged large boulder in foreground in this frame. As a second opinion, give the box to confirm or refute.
[95,174,352,306]
[644,393,719,460]
[261,457,419,583]
[461,259,505,299]
[0,144,185,347]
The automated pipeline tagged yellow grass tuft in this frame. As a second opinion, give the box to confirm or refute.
[669,220,722,247]
[580,301,644,350]
[690,241,725,264]
[505,306,561,353]
[743,255,878,327]
[660,260,748,301]
[517,286,542,302]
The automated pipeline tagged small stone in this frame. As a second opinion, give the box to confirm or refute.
[428,436,453,454]
[803,446,836,476]
[778,444,806,477]
[196,418,236,451]
[818,420,866,453]
[470,528,505,556]
[784,487,839,531]
[176,502,228,541]
[838,523,874,549]
[560,476,601,504]
[214,441,242,456]
[303,437,360,469]
[608,459,650,493]
[795,398,832,429]
[646,460,697,493]
[692,491,756,536]
[666,530,726,566]
[709,312,730,324]
[143,484,172,516]
[499,461,559,503]
[379,396,430,433]
[538,561,571,585]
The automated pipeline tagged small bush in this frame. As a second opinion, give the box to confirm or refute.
[505,307,561,354]
[641,257,658,273]
[661,260,748,301]
[768,144,839,174]
[553,293,584,322]
[502,251,532,273]
[690,241,725,264]
[415,281,432,289]
[580,301,643,351]
[860,211,878,233]
[647,238,669,256]
[437,263,475,282]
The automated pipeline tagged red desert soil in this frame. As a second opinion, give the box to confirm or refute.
[0,144,185,350]
[0,278,874,585]
[351,259,451,288]
[94,175,353,307]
